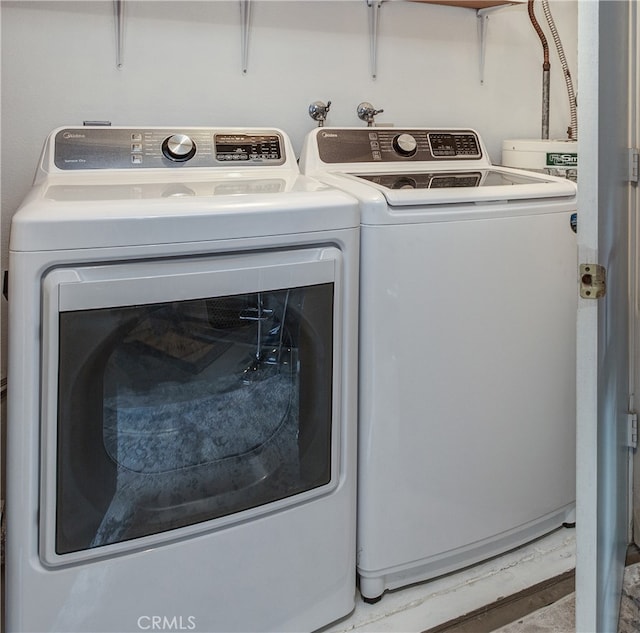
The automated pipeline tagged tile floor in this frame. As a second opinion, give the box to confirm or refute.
[319,528,576,633]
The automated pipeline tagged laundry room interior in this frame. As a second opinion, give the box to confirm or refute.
[1,1,639,632]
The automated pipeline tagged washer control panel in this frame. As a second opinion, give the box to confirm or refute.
[53,128,286,170]
[316,129,482,164]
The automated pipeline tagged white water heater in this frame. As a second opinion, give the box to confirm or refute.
[502,138,577,181]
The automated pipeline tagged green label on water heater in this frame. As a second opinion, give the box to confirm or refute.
[546,153,578,167]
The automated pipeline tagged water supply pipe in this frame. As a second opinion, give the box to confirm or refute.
[528,0,550,139]
[541,0,578,140]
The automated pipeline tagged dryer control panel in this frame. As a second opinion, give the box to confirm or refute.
[316,129,482,164]
[53,128,287,170]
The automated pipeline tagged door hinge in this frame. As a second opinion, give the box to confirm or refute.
[627,413,638,449]
[579,264,606,299]
[629,148,639,183]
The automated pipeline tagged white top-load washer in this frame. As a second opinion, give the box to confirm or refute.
[7,127,359,632]
[300,127,577,602]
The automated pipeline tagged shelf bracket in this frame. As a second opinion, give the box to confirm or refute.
[476,4,518,84]
[476,9,490,84]
[367,0,384,80]
[114,0,125,69]
[240,0,252,74]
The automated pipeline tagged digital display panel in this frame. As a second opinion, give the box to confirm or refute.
[429,134,457,157]
[214,134,281,162]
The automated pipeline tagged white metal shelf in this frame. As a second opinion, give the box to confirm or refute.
[366,0,524,82]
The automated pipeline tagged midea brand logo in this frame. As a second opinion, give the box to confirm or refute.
[321,132,338,138]
[63,132,86,139]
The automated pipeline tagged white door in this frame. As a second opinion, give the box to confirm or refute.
[576,1,637,631]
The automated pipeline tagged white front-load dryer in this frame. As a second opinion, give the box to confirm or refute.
[6,127,359,632]
[300,127,577,602]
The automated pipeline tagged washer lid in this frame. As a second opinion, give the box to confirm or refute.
[344,167,577,206]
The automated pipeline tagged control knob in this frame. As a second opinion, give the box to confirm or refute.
[162,134,196,162]
[391,176,417,189]
[393,133,418,157]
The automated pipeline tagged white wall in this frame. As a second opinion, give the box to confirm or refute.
[0,0,577,376]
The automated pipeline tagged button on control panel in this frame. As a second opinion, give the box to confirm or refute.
[54,128,286,170]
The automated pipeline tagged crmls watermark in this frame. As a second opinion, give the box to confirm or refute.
[137,615,197,631]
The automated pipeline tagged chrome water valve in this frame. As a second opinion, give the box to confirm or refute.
[308,100,332,127]
[357,102,384,127]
